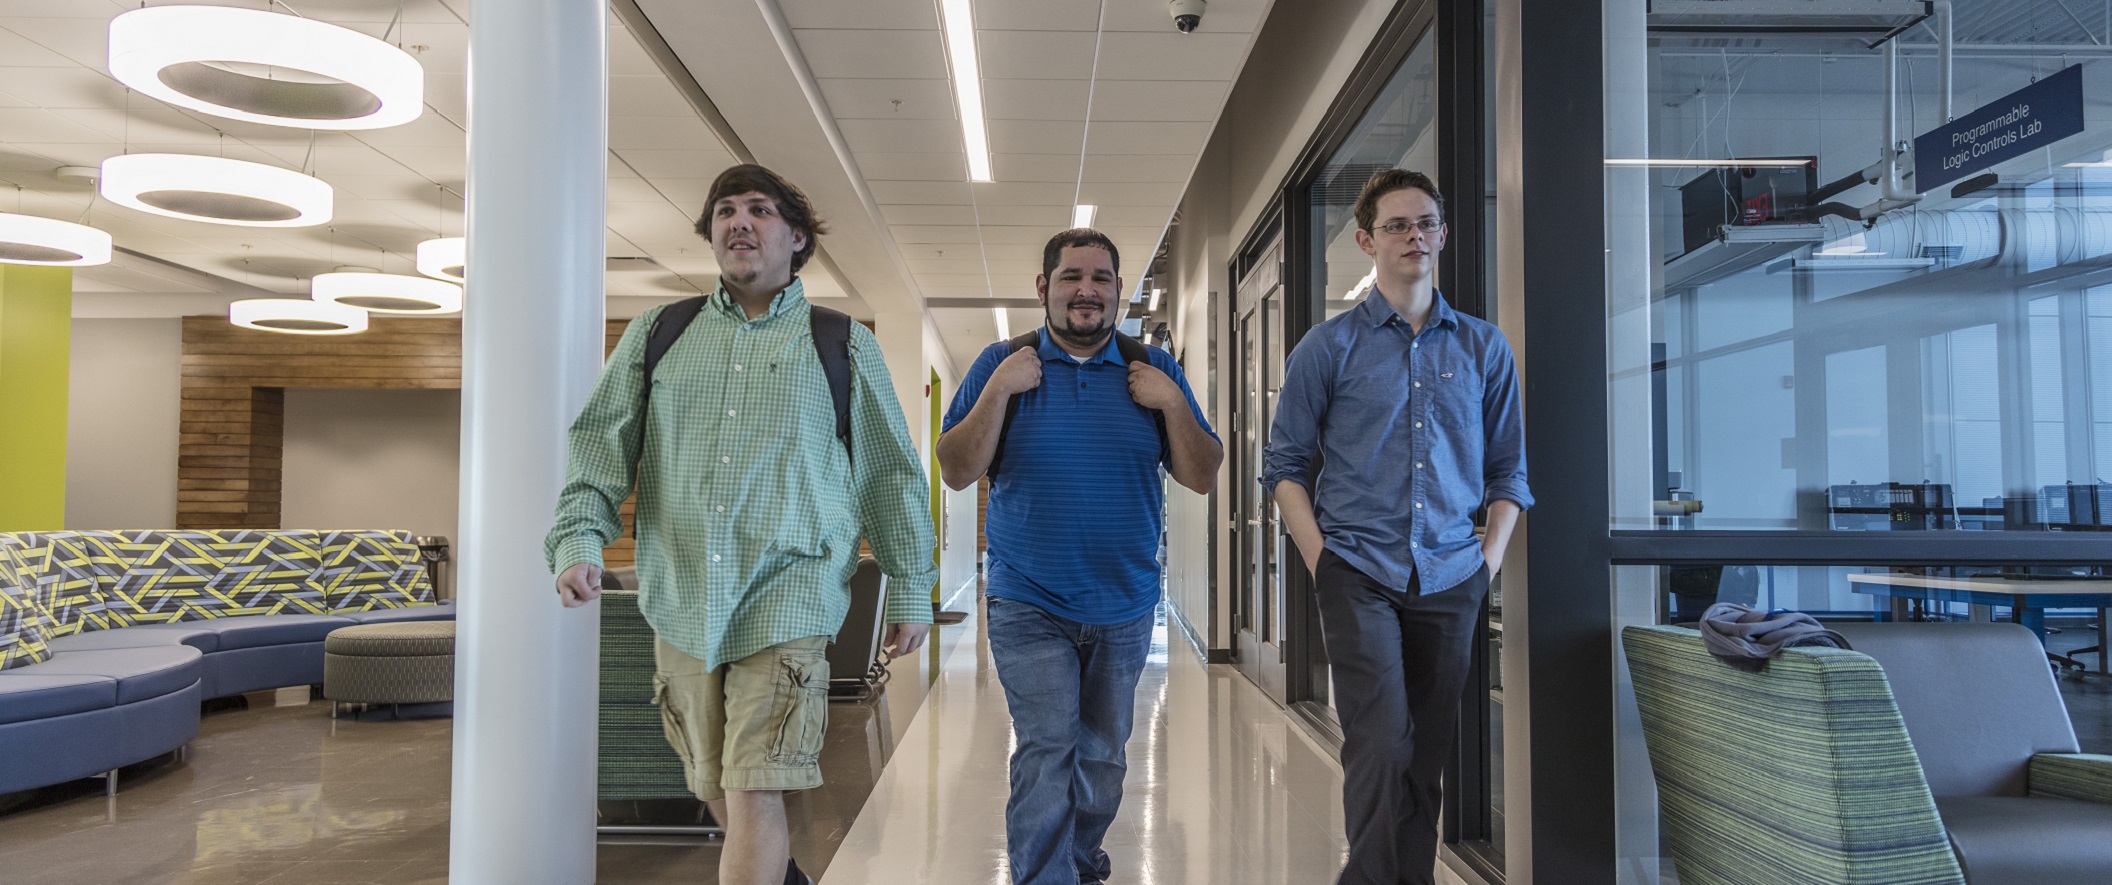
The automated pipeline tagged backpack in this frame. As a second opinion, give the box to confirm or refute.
[987,329,1169,478]
[633,295,855,477]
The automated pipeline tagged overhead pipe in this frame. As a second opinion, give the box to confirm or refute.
[1936,0,1955,121]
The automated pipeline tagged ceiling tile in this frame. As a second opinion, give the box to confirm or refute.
[1093,32,1250,81]
[977,30,1096,81]
[890,224,984,244]
[1092,205,1172,228]
[964,204,1069,227]
[852,151,967,181]
[796,29,949,80]
[1082,121,1213,156]
[645,178,715,206]
[984,79,1089,121]
[0,65,126,109]
[1076,180,1185,206]
[351,113,469,151]
[610,115,718,151]
[0,20,96,67]
[970,0,1098,31]
[423,73,469,121]
[397,23,469,75]
[611,75,695,118]
[867,179,970,205]
[818,78,956,120]
[971,180,1080,206]
[0,0,126,18]
[1101,0,1267,34]
[881,203,977,226]
[614,148,741,179]
[1081,153,1197,182]
[904,257,998,274]
[1087,80,1232,122]
[915,272,1005,290]
[992,152,1089,183]
[840,117,966,154]
[989,120,1086,156]
[0,108,113,144]
[783,0,937,30]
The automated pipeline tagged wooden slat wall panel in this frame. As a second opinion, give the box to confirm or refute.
[177,316,641,567]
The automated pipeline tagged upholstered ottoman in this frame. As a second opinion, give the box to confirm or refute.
[322,621,456,717]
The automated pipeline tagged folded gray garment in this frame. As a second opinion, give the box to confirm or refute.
[1697,602,1851,672]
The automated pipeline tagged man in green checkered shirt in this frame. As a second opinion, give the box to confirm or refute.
[544,164,936,885]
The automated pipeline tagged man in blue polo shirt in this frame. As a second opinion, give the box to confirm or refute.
[937,228,1221,885]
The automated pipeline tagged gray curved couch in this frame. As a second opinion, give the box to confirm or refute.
[0,530,454,796]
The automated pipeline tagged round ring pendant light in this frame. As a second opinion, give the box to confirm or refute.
[108,5,424,131]
[0,213,113,266]
[100,154,333,227]
[231,298,368,335]
[313,271,461,314]
[416,236,464,282]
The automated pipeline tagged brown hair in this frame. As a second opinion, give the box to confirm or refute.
[695,164,828,272]
[1352,168,1445,233]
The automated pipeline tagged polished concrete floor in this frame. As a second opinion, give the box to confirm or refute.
[0,594,1456,885]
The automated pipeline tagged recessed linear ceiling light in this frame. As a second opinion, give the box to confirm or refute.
[231,297,367,335]
[100,154,332,227]
[938,0,992,182]
[313,271,461,315]
[108,5,424,131]
[1604,158,1814,168]
[1148,287,1162,312]
[417,236,465,282]
[1072,205,1096,229]
[993,306,1009,341]
[0,213,112,266]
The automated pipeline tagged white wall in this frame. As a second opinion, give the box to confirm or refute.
[65,318,181,530]
[925,318,979,607]
[281,388,461,594]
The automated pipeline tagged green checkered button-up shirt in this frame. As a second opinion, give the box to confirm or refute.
[544,279,937,671]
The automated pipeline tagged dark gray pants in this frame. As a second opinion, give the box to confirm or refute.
[1314,550,1489,885]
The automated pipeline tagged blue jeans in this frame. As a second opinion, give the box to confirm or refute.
[984,596,1156,885]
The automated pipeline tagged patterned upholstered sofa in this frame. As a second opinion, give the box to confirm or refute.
[0,530,453,796]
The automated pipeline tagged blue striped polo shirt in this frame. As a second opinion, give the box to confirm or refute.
[944,327,1216,625]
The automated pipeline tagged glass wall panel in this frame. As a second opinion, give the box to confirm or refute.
[1310,34,1438,321]
[1604,0,2112,534]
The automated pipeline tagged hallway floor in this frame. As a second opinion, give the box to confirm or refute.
[0,596,1472,885]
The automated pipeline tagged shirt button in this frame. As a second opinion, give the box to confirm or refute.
[720,456,730,464]
[1414,502,1424,509]
[711,554,721,563]
[734,364,743,372]
[1411,541,1419,548]
[1415,421,1424,428]
[1416,462,1424,469]
[727,410,737,417]
[715,505,725,513]
[1412,342,1420,349]
[1414,382,1422,388]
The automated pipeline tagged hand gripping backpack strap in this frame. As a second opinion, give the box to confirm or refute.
[1113,332,1172,465]
[988,330,1046,478]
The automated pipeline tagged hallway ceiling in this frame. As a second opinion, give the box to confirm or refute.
[634,0,1271,373]
[0,0,851,320]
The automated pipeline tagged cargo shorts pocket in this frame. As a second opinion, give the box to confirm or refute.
[652,674,696,765]
[769,651,830,766]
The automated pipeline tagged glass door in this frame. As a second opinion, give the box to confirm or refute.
[1233,237,1290,701]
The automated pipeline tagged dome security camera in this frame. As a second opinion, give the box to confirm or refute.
[1168,0,1205,33]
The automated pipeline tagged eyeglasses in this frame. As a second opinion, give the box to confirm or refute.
[1370,218,1443,236]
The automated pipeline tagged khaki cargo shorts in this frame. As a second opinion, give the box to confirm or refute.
[652,634,832,800]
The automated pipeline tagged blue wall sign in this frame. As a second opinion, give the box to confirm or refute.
[1913,64,2085,194]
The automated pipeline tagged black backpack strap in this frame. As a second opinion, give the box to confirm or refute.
[632,295,710,537]
[1114,332,1173,464]
[988,331,1046,479]
[808,305,855,461]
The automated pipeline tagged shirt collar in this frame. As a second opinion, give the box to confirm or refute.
[1036,326,1125,365]
[710,277,808,320]
[1360,285,1458,331]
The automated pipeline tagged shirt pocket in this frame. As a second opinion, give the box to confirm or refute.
[1434,362,1486,432]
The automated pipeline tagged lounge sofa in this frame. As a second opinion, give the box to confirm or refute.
[0,530,454,796]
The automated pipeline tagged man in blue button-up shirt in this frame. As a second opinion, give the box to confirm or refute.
[938,229,1221,885]
[1263,170,1531,885]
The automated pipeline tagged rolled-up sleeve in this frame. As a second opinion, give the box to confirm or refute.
[1480,334,1533,511]
[1261,333,1333,492]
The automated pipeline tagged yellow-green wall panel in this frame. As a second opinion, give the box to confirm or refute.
[0,264,71,530]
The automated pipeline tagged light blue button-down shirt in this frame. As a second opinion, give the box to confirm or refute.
[1261,289,1532,595]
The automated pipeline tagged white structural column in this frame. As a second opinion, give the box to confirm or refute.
[450,0,607,880]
